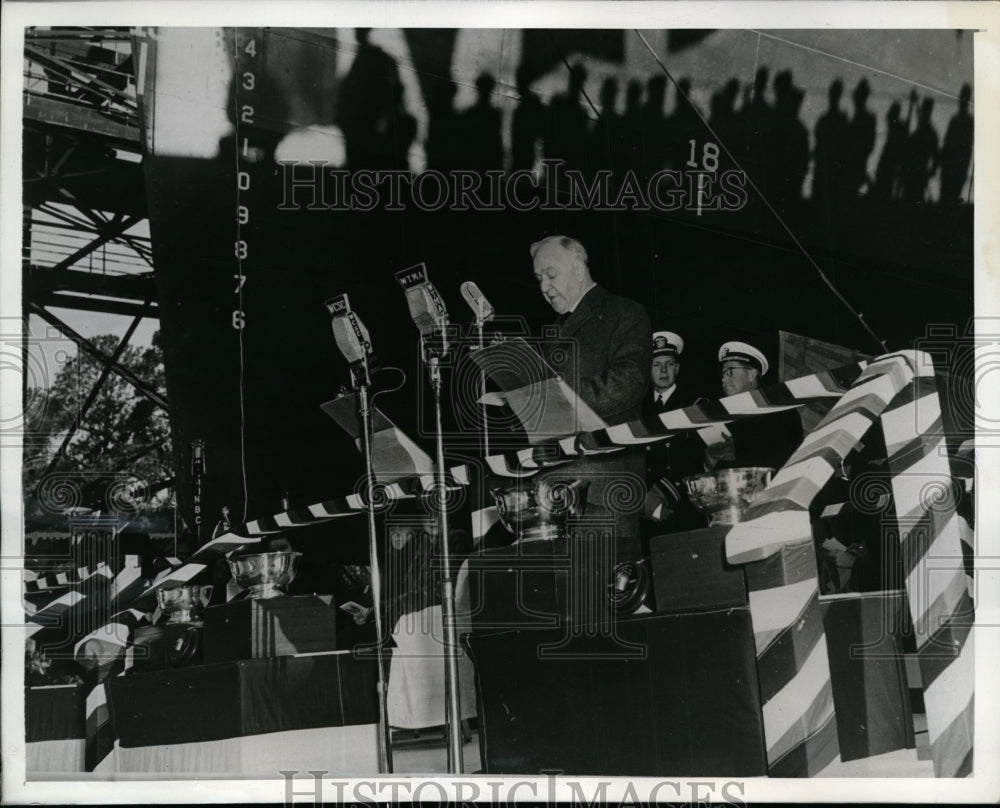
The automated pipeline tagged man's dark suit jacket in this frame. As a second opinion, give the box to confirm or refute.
[724,407,804,472]
[539,285,652,514]
[641,384,704,478]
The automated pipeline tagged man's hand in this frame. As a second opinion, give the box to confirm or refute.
[704,436,736,470]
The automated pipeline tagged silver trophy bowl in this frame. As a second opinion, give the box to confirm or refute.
[228,551,302,600]
[683,467,774,526]
[156,584,213,624]
[491,478,588,542]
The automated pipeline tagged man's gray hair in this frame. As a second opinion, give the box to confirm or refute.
[529,235,589,267]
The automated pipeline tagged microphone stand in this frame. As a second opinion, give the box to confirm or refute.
[472,304,490,460]
[425,342,465,773]
[351,359,393,774]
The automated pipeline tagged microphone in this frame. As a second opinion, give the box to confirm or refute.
[395,263,451,357]
[460,281,495,324]
[326,293,374,375]
[191,440,205,474]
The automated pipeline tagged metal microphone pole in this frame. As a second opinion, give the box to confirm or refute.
[472,304,490,460]
[353,362,394,774]
[327,295,392,771]
[426,345,465,773]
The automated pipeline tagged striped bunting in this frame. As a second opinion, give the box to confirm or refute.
[879,355,974,777]
[726,353,918,566]
[24,563,106,594]
[240,472,462,535]
[743,539,839,776]
[482,363,867,476]
[72,534,262,676]
[25,563,114,641]
[722,353,920,777]
[720,351,976,777]
[84,682,114,772]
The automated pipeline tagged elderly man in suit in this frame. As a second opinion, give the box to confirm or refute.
[530,235,652,562]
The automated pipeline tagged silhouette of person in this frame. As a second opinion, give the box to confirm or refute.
[377,75,416,172]
[812,79,849,204]
[740,67,774,183]
[901,97,939,204]
[664,77,702,174]
[617,79,645,181]
[844,79,877,198]
[939,83,973,205]
[510,67,545,173]
[425,79,460,173]
[708,78,741,173]
[545,63,591,173]
[458,72,504,172]
[641,75,670,178]
[337,28,401,170]
[872,100,906,202]
[586,77,620,177]
[770,70,809,207]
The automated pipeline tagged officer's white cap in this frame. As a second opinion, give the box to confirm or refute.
[718,341,768,375]
[652,331,684,357]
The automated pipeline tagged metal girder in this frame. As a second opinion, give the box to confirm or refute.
[26,28,132,41]
[26,265,156,302]
[51,211,142,272]
[36,293,159,320]
[24,45,138,110]
[28,303,168,411]
[23,93,140,144]
[71,206,152,265]
[37,311,145,481]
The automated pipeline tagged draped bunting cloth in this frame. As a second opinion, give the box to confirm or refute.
[726,351,973,778]
[26,351,972,776]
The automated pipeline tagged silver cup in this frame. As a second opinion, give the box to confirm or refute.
[683,467,774,526]
[491,478,589,542]
[227,551,302,600]
[156,584,213,624]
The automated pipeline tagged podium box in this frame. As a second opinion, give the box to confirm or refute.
[202,594,340,664]
[464,608,766,776]
[648,526,748,614]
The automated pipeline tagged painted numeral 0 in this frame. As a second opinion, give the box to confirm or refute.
[238,171,250,191]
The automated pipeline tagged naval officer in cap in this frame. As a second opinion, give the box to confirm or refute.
[642,331,695,415]
[705,340,804,472]
[642,331,705,531]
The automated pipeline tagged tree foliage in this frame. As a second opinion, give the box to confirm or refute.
[23,332,174,517]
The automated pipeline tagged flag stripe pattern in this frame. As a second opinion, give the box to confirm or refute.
[879,354,974,777]
[723,353,917,776]
[29,353,973,775]
[480,364,867,476]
